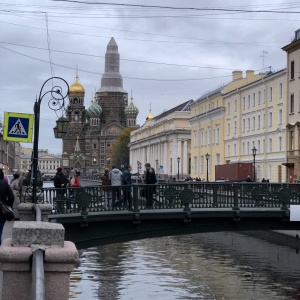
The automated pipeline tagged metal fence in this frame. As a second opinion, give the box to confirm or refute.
[21,182,300,215]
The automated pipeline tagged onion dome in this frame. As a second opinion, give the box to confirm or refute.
[87,97,102,116]
[125,97,139,117]
[69,72,85,95]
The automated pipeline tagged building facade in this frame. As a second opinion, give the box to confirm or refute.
[129,100,193,179]
[282,29,300,182]
[62,38,138,175]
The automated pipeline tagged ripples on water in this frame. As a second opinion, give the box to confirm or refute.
[70,232,300,300]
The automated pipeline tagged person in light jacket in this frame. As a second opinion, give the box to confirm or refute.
[109,166,122,206]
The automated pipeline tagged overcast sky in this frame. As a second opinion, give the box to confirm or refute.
[1,0,299,154]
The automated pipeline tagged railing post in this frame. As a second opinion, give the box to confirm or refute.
[232,184,240,220]
[132,185,140,224]
[213,184,218,207]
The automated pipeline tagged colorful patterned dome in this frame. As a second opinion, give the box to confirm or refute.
[87,100,102,116]
[125,98,139,117]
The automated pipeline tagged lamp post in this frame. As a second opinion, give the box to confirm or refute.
[205,153,210,182]
[32,77,69,203]
[177,156,181,180]
[252,146,257,182]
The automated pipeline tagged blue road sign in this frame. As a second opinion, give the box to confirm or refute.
[3,112,34,142]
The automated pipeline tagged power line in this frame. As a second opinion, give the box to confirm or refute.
[51,0,300,14]
[0,44,233,81]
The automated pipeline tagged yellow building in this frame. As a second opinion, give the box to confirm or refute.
[282,28,300,182]
[189,70,267,181]
[129,100,193,179]
[224,69,287,182]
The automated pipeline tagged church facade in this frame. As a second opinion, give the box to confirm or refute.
[62,38,138,175]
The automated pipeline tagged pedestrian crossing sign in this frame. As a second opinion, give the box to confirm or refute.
[3,112,34,142]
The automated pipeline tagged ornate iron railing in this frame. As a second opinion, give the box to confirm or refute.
[21,182,300,215]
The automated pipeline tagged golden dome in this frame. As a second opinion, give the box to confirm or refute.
[69,74,85,95]
[146,111,154,120]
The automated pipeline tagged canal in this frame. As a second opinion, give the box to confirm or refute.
[69,232,300,299]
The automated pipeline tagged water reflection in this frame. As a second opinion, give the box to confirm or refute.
[70,232,300,299]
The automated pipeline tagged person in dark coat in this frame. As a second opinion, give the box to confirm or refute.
[144,163,157,208]
[122,165,132,209]
[101,169,111,209]
[53,167,68,199]
[0,169,14,244]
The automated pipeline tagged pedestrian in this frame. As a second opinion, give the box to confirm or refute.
[101,169,111,209]
[109,165,122,207]
[122,165,133,210]
[246,175,253,182]
[144,163,157,208]
[262,178,266,182]
[10,172,22,220]
[0,169,14,244]
[68,170,80,196]
[53,167,68,200]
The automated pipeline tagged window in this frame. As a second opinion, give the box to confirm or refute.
[263,89,266,104]
[227,121,230,136]
[234,120,237,134]
[269,138,272,152]
[216,126,220,144]
[258,115,261,129]
[278,108,282,125]
[242,97,245,110]
[247,118,250,132]
[279,136,282,151]
[194,132,197,147]
[227,102,230,115]
[252,93,256,107]
[263,112,265,129]
[290,94,295,113]
[290,130,294,151]
[279,83,283,99]
[234,143,236,155]
[258,140,261,153]
[200,156,204,173]
[201,131,204,146]
[262,139,265,153]
[291,60,295,80]
[207,127,211,145]
[268,111,272,127]
[242,119,245,132]
[215,154,220,165]
[242,142,245,155]
[252,116,255,130]
[247,141,250,154]
[227,144,230,156]
[247,95,250,109]
[234,99,237,112]
[193,156,197,174]
[269,87,273,102]
[258,91,261,105]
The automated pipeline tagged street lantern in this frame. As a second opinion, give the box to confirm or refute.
[205,153,210,182]
[252,146,257,182]
[32,77,69,203]
[177,156,181,180]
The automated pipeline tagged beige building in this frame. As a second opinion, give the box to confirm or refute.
[129,100,193,179]
[189,70,267,181]
[20,148,62,174]
[282,28,300,182]
[223,69,287,182]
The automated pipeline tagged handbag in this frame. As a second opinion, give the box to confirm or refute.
[0,201,14,221]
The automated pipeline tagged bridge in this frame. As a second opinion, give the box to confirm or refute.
[23,182,300,250]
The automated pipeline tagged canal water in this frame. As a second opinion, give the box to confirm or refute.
[69,232,300,300]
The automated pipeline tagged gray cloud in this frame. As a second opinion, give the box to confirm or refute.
[0,0,299,153]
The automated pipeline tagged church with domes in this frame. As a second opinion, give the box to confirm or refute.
[62,38,139,175]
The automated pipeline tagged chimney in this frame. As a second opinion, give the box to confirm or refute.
[232,71,243,81]
[246,70,255,81]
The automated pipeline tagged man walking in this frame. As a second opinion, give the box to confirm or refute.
[109,165,122,207]
[122,165,132,209]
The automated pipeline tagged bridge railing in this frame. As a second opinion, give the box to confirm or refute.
[21,182,300,214]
